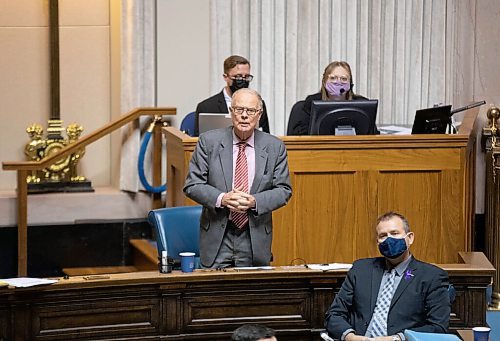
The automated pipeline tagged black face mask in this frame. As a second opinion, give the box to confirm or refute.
[229,79,250,93]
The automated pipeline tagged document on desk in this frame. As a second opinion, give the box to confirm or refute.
[378,125,412,135]
[306,263,352,271]
[234,266,275,271]
[1,277,58,288]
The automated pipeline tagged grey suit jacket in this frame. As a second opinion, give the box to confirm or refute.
[183,127,292,267]
[325,257,450,339]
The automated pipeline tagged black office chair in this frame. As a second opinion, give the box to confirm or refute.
[286,100,308,135]
[148,205,202,267]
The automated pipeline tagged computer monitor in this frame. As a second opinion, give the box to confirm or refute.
[198,113,233,134]
[411,105,452,134]
[309,99,379,135]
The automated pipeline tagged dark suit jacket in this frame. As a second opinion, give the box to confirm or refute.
[183,127,292,267]
[194,90,270,136]
[325,257,450,339]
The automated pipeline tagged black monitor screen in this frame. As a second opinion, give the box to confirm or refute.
[309,99,379,135]
[411,105,452,134]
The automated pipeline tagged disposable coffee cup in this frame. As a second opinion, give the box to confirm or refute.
[179,252,195,273]
[472,326,490,341]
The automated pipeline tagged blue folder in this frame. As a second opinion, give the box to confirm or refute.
[404,330,461,341]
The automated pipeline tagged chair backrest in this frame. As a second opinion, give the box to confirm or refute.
[148,206,202,263]
[180,111,196,137]
[287,100,308,135]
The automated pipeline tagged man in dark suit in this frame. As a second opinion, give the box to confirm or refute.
[325,212,450,341]
[194,55,270,136]
[184,88,292,268]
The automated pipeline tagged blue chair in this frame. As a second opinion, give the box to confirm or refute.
[148,205,202,267]
[180,111,196,137]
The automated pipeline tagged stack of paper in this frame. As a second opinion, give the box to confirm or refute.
[378,125,412,135]
[0,277,58,288]
[306,263,352,271]
[234,266,275,271]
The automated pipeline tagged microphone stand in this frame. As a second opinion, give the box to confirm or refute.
[450,100,486,115]
[447,100,486,133]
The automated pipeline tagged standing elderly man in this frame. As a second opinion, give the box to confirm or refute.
[325,212,451,341]
[184,88,292,269]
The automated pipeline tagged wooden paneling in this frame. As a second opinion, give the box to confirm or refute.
[0,252,493,340]
[0,308,8,340]
[163,108,478,265]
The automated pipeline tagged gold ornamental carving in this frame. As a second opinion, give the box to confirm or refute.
[24,120,92,193]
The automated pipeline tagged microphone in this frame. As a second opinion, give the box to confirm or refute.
[339,88,345,94]
[450,100,486,115]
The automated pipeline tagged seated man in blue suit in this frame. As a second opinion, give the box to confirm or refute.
[325,212,450,341]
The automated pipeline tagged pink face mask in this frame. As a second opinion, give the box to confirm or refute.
[325,82,351,97]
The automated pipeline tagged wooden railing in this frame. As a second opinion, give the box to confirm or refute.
[2,107,176,276]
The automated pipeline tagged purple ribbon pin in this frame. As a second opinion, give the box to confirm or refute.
[404,269,414,280]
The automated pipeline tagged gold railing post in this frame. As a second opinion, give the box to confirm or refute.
[483,106,500,309]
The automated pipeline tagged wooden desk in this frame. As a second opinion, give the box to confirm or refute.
[458,329,473,341]
[0,252,493,340]
[163,108,479,265]
[457,329,492,341]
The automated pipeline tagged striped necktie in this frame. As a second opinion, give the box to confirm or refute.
[231,142,248,229]
[370,269,396,337]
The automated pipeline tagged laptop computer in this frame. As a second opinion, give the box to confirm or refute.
[411,105,452,134]
[198,113,233,134]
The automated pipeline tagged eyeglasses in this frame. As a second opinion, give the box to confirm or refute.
[228,74,254,82]
[328,75,349,84]
[231,106,261,117]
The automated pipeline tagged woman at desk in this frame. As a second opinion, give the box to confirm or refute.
[290,60,367,135]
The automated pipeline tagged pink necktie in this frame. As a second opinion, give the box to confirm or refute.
[232,142,249,229]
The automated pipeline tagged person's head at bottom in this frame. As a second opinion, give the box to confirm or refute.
[231,324,277,341]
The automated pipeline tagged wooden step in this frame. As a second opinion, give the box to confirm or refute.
[129,239,158,271]
[63,266,138,276]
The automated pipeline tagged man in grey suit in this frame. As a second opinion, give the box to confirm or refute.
[184,88,292,268]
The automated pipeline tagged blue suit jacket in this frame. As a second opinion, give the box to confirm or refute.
[183,127,292,267]
[325,257,450,339]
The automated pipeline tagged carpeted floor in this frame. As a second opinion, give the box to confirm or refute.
[485,286,499,340]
